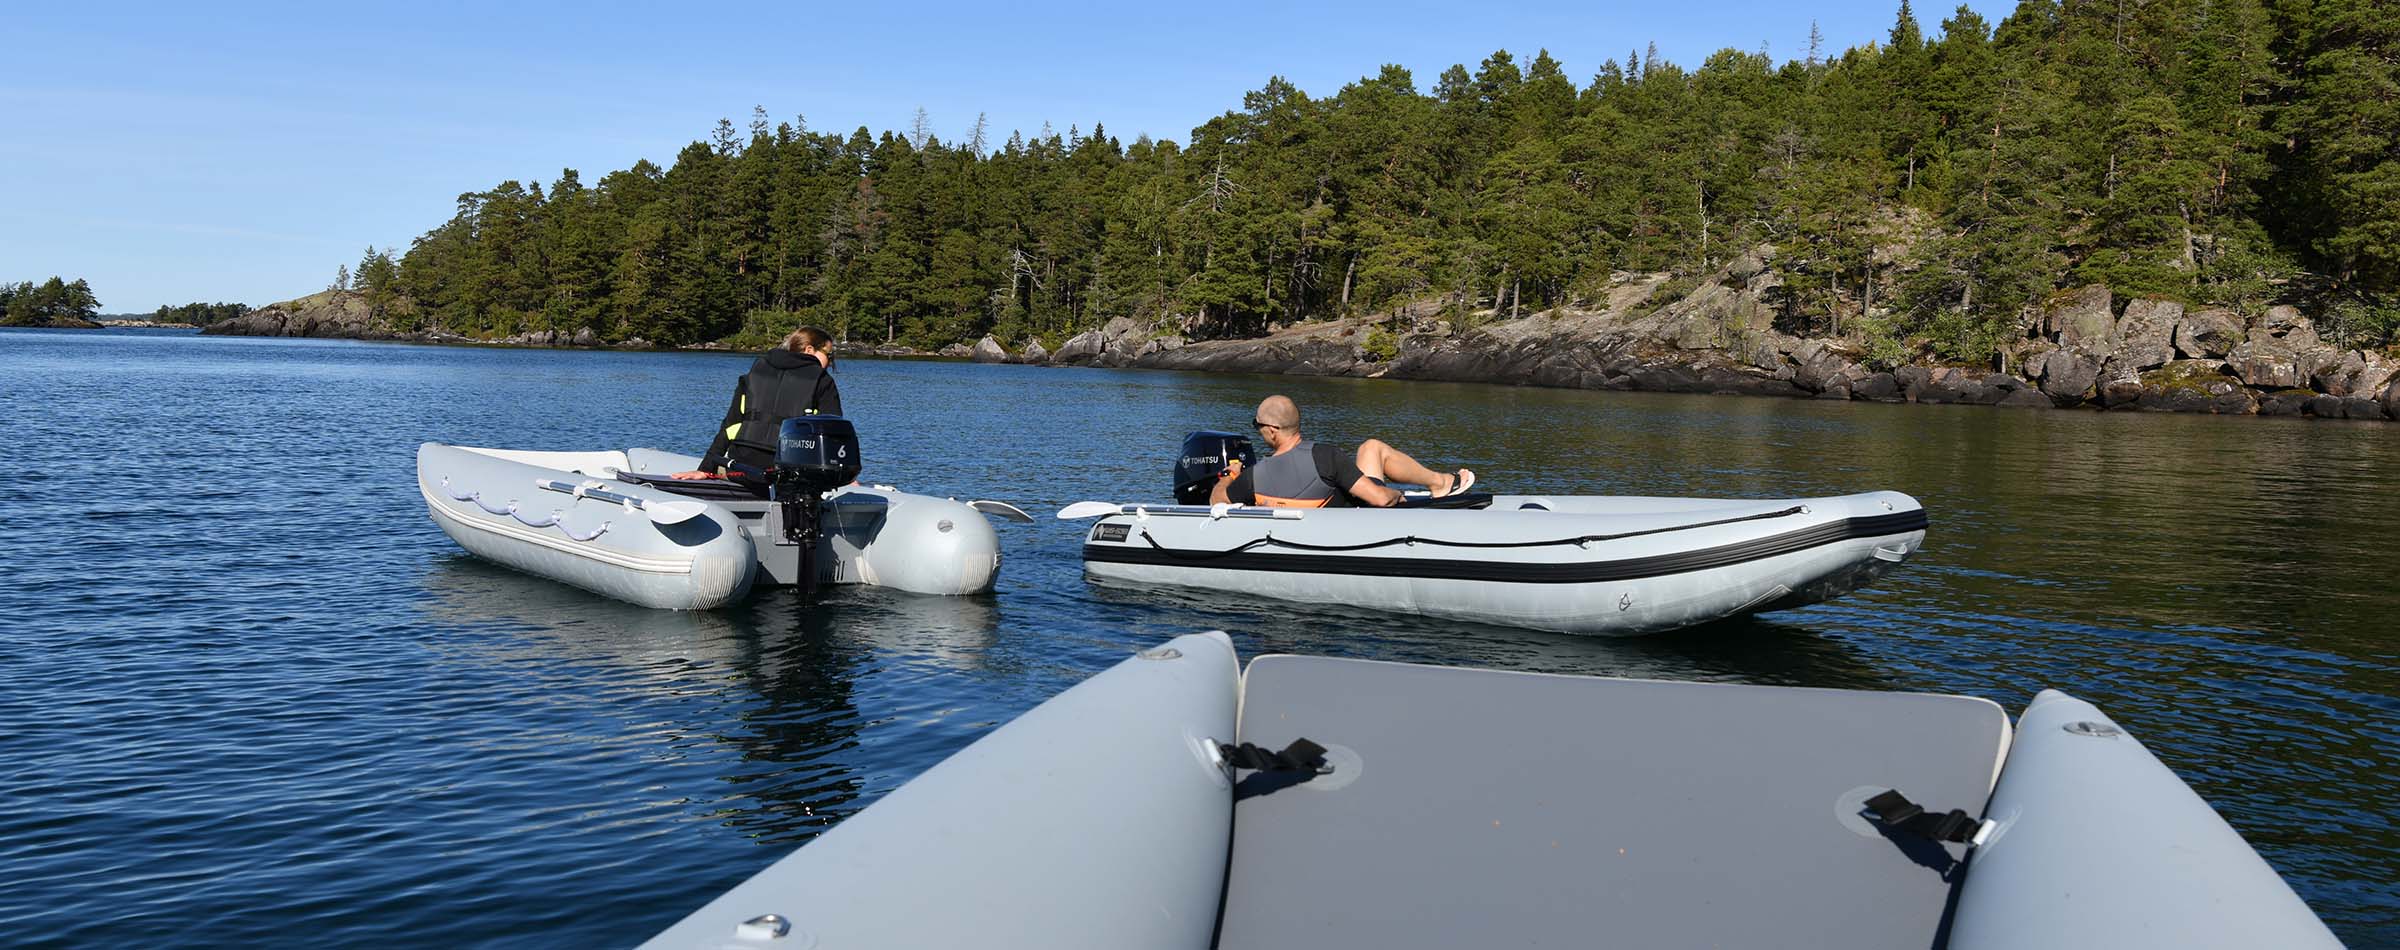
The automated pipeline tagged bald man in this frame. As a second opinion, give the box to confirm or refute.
[1208,395,1475,508]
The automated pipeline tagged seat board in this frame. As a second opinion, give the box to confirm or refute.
[1219,655,2008,950]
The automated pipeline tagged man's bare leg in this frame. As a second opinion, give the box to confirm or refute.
[1355,438,1459,493]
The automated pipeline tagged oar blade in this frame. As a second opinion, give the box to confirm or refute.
[1055,501,1126,520]
[969,500,1034,523]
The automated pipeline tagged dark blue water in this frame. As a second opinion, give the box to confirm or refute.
[4,328,2395,946]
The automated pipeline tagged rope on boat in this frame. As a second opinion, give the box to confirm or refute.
[1136,504,1810,561]
[441,477,613,542]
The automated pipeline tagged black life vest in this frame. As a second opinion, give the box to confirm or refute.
[724,350,838,472]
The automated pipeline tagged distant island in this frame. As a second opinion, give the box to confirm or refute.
[1,278,103,329]
[205,0,2400,421]
[1,277,248,331]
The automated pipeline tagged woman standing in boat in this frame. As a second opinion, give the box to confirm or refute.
[673,327,843,480]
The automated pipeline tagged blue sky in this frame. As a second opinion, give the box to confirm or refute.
[2,0,2001,312]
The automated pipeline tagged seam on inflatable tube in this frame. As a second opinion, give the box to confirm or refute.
[423,486,697,575]
[1082,511,1928,584]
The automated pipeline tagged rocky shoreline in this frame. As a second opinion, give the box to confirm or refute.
[206,270,2400,423]
[960,270,2400,422]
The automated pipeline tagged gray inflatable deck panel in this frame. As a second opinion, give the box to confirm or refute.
[1218,656,2011,949]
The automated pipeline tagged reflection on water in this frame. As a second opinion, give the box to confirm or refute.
[1,329,2393,947]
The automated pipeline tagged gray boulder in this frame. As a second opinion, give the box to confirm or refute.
[970,335,1007,363]
[2260,304,2310,338]
[2227,337,2294,388]
[2257,390,2313,416]
[1996,387,2053,409]
[1054,329,1109,365]
[1853,372,1902,402]
[2111,298,2180,371]
[1790,341,1861,393]
[2044,285,2117,352]
[1020,339,1051,363]
[2037,349,2102,405]
[2312,350,2397,398]
[2173,307,2242,359]
[572,327,599,346]
[2129,360,2242,414]
[938,342,973,358]
[1894,365,1933,401]
[2097,375,2148,409]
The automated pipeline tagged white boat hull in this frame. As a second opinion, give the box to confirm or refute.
[417,444,1000,609]
[1080,492,1925,636]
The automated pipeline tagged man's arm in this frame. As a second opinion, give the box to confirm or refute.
[1210,461,1250,505]
[1346,475,1401,507]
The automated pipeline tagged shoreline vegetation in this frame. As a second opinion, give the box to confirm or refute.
[207,274,2400,422]
[183,0,2400,421]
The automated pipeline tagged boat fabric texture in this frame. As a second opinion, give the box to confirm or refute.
[639,633,1240,950]
[1082,492,1927,635]
[643,637,2338,950]
[1218,655,2010,950]
[417,444,755,609]
[702,348,842,473]
[1947,691,2341,949]
[417,443,998,608]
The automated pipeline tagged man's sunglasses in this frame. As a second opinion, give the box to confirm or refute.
[1252,419,1279,431]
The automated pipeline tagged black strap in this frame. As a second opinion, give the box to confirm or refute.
[1863,789,1981,843]
[1220,738,1331,774]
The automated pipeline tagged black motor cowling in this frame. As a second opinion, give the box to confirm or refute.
[772,416,861,601]
[1174,430,1256,504]
[773,416,862,499]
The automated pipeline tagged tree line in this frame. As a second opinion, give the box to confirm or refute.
[1,277,101,327]
[151,301,252,324]
[381,0,2398,362]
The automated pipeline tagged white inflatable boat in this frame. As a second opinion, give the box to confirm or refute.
[417,443,1017,609]
[643,632,2337,949]
[1068,490,1927,636]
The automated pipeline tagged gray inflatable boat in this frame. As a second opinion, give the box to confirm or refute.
[1070,491,1926,636]
[643,633,2338,949]
[417,444,1017,609]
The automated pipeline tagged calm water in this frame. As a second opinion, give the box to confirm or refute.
[3,328,2395,946]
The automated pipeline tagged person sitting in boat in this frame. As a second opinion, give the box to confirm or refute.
[1208,395,1473,508]
[672,327,843,481]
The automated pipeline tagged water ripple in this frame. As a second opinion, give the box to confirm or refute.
[1,328,2393,947]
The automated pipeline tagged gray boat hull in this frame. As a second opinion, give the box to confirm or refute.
[644,634,2339,949]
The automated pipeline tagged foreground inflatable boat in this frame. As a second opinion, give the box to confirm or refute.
[417,443,1011,609]
[1071,491,1927,635]
[643,632,2335,949]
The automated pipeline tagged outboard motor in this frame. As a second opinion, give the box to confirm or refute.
[773,416,863,598]
[1174,430,1256,505]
